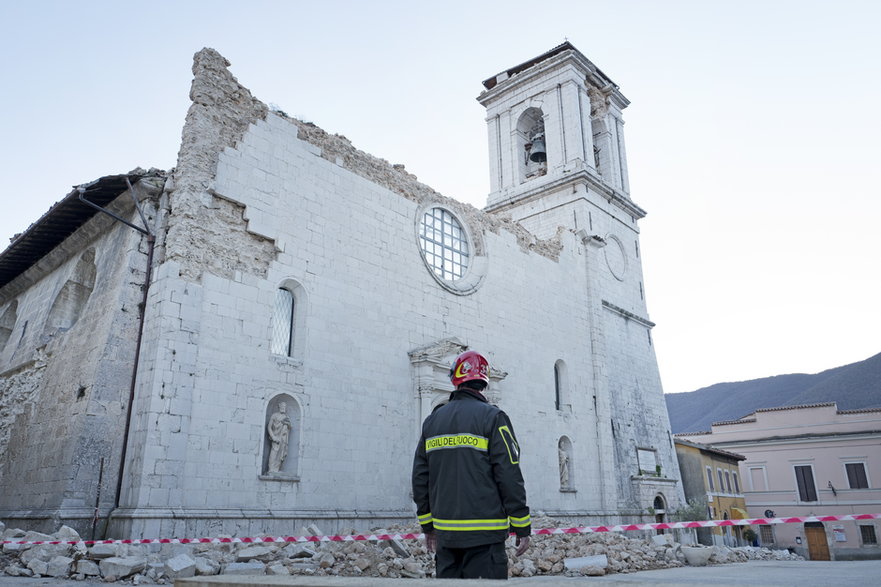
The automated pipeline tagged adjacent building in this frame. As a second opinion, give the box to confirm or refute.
[677,403,881,560]
[0,43,684,539]
[674,438,747,546]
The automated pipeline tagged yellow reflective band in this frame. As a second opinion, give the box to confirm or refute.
[509,515,531,528]
[498,425,520,464]
[433,518,511,532]
[425,434,489,452]
[418,513,433,524]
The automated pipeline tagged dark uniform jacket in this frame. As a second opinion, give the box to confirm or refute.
[411,389,531,548]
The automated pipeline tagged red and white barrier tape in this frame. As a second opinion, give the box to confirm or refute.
[3,513,880,546]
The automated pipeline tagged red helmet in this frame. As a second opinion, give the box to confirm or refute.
[449,351,490,387]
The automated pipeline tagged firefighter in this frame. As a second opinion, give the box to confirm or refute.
[412,350,531,579]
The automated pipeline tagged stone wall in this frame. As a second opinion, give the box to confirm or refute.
[0,180,163,535]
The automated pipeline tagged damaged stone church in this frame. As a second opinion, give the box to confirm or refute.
[0,43,684,539]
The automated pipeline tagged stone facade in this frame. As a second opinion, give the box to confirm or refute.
[0,174,166,535]
[0,43,683,539]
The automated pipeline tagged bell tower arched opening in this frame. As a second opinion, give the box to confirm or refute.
[516,107,547,183]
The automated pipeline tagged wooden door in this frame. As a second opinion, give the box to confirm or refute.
[805,525,830,561]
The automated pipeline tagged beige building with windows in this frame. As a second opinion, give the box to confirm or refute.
[678,403,881,560]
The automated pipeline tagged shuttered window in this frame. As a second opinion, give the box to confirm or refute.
[846,463,869,489]
[794,465,818,502]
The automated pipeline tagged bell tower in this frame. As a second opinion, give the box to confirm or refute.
[478,43,685,517]
[478,42,638,229]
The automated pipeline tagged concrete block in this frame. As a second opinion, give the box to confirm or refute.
[564,554,609,571]
[235,545,276,562]
[26,559,49,576]
[266,563,290,575]
[54,525,81,542]
[76,559,101,576]
[194,556,221,576]
[99,556,147,578]
[222,561,266,575]
[164,553,197,579]
[46,556,74,578]
[22,542,74,565]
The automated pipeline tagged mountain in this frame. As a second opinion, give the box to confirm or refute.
[664,352,881,434]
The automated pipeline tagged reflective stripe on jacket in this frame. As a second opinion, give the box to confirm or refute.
[411,389,531,548]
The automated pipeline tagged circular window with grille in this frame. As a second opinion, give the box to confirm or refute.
[419,207,470,280]
[415,204,486,295]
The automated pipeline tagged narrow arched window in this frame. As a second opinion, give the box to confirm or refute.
[554,363,562,411]
[271,288,294,356]
[554,359,567,411]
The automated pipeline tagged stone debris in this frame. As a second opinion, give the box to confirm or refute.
[99,556,147,579]
[234,545,276,562]
[564,554,609,571]
[163,554,196,579]
[0,517,804,583]
[221,561,265,575]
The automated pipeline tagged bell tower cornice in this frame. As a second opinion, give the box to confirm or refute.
[484,167,646,220]
[477,42,629,110]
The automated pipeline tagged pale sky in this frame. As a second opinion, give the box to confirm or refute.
[1,1,879,394]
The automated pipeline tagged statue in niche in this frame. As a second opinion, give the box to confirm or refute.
[558,443,570,489]
[267,402,292,473]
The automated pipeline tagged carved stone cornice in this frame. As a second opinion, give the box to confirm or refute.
[484,167,645,220]
[601,300,655,329]
[408,337,468,366]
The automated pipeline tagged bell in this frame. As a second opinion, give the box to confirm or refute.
[529,137,547,163]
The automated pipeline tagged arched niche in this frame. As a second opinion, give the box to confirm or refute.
[43,249,97,338]
[0,300,18,352]
[260,393,300,480]
[558,436,575,492]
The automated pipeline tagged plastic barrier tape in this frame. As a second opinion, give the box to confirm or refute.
[2,513,880,546]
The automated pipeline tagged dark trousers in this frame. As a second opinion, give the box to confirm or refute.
[435,541,508,580]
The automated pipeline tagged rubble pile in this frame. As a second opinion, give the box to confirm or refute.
[0,518,800,583]
[737,546,804,562]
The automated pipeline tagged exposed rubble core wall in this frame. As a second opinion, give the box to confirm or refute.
[288,118,565,261]
[162,48,276,282]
